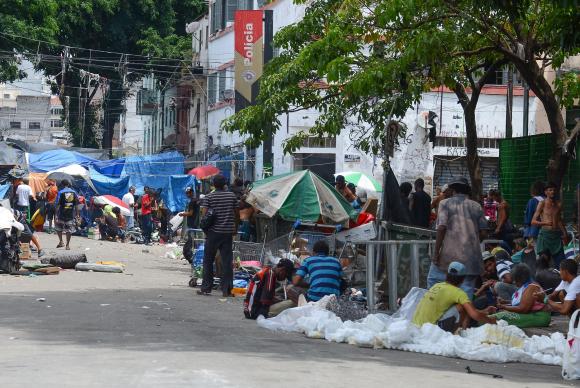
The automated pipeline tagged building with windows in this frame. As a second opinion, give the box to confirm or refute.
[199,0,579,190]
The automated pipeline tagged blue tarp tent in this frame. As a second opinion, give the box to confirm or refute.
[28,149,98,172]
[91,158,126,177]
[89,167,130,199]
[122,151,184,186]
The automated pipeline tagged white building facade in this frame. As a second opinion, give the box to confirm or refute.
[202,0,543,191]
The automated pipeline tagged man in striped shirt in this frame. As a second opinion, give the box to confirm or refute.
[293,240,342,302]
[198,175,239,297]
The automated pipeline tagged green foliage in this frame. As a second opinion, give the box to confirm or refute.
[223,0,580,158]
[0,0,59,82]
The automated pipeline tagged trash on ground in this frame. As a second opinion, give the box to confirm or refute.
[36,298,46,302]
[75,262,124,273]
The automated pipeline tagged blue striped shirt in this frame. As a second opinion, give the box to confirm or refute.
[296,255,342,302]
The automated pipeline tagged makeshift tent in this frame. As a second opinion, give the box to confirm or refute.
[0,142,25,166]
[27,149,98,172]
[6,139,108,160]
[88,167,130,199]
[48,164,98,193]
[122,151,184,188]
[91,157,125,177]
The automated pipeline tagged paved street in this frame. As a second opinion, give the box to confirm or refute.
[0,233,576,388]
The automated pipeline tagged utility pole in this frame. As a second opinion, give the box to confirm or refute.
[505,65,513,138]
[119,54,129,150]
[523,80,530,136]
[61,46,70,139]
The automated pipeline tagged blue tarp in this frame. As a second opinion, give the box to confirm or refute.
[91,158,126,177]
[89,167,130,199]
[28,149,98,172]
[122,151,184,185]
[0,184,9,199]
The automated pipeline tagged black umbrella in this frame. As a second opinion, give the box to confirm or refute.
[46,171,74,183]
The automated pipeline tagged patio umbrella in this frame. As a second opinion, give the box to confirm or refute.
[334,171,382,192]
[246,170,357,223]
[93,195,131,216]
[187,165,220,180]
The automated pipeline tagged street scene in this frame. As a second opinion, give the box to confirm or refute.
[1,0,580,387]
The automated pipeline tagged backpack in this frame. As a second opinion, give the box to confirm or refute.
[199,208,216,232]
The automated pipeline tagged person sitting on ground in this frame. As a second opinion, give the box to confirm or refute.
[98,207,121,241]
[534,250,561,292]
[511,238,526,263]
[112,207,126,242]
[493,263,551,328]
[13,209,44,258]
[474,251,517,304]
[413,261,497,332]
[540,259,580,316]
[293,240,342,302]
[244,258,295,319]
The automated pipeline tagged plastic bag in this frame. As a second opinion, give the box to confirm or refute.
[563,310,580,380]
[392,287,427,321]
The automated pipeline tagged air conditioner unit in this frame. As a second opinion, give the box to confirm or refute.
[221,89,234,100]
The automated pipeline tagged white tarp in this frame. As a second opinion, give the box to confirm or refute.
[258,294,566,366]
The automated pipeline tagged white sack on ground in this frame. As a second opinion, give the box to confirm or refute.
[257,295,566,366]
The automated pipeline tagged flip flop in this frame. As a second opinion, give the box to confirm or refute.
[56,243,64,248]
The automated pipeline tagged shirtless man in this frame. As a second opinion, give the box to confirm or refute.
[532,182,568,267]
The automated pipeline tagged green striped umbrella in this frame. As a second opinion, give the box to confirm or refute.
[335,171,383,192]
[247,170,357,223]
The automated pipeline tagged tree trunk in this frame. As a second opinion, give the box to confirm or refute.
[512,59,569,187]
[453,84,484,199]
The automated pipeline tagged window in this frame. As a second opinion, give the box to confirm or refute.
[434,137,499,149]
[50,119,63,128]
[218,70,227,100]
[51,108,63,115]
[301,136,336,148]
[199,29,203,51]
[29,122,41,129]
[208,73,218,105]
[212,0,253,33]
[9,121,21,129]
[3,94,10,99]
[487,66,523,87]
[205,26,209,48]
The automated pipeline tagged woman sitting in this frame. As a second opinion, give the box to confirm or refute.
[493,263,551,328]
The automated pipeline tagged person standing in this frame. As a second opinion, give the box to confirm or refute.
[409,178,432,228]
[180,186,199,263]
[490,190,513,247]
[523,181,545,240]
[430,177,488,298]
[140,187,154,245]
[55,179,79,250]
[15,177,33,216]
[198,175,239,297]
[122,186,136,229]
[532,182,568,267]
[45,180,59,233]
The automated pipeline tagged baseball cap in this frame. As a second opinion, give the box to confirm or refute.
[448,177,470,188]
[447,261,466,276]
[482,251,495,262]
[185,186,193,193]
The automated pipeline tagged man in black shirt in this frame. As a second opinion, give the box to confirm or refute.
[409,178,432,228]
[180,186,199,263]
[198,175,239,297]
[55,180,79,250]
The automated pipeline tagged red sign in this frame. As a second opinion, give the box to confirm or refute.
[234,10,264,107]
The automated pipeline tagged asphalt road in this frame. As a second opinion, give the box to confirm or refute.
[0,233,577,388]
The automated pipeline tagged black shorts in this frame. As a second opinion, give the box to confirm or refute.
[46,203,56,218]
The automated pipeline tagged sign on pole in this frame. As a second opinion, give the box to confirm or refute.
[234,10,264,112]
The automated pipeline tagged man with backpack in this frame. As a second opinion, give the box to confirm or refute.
[55,180,79,250]
[197,175,239,297]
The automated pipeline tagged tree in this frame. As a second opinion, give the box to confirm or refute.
[2,0,205,149]
[0,0,58,82]
[224,0,580,194]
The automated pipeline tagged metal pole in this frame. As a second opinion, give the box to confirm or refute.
[523,80,529,136]
[505,65,513,138]
[366,243,375,313]
[410,243,420,288]
[388,244,398,311]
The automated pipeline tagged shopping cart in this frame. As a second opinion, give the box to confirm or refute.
[262,221,339,264]
[185,228,206,288]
